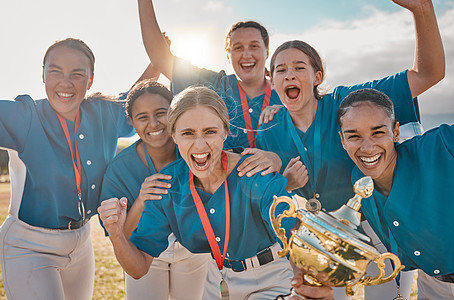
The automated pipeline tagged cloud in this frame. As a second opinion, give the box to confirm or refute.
[269,5,454,115]
[202,0,231,13]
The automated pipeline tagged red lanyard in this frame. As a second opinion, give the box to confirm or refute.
[56,112,82,200]
[237,80,272,148]
[189,151,230,271]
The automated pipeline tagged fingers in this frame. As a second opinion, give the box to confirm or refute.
[98,198,124,225]
[144,173,172,186]
[285,156,301,170]
[258,105,283,126]
[290,274,334,299]
[240,148,258,156]
[238,154,267,177]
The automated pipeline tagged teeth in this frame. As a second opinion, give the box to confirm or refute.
[57,92,73,98]
[148,129,164,136]
[242,62,255,67]
[360,154,381,165]
[192,153,209,159]
[195,160,209,168]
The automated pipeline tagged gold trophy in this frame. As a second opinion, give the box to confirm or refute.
[270,177,403,297]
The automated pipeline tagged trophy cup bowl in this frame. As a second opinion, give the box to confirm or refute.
[270,177,403,296]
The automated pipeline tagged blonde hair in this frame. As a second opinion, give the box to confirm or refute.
[168,86,230,134]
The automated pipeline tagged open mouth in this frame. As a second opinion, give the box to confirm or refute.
[359,154,381,167]
[241,62,256,72]
[285,86,300,101]
[191,152,211,170]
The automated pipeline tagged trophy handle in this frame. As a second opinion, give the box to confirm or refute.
[360,252,405,286]
[269,195,300,258]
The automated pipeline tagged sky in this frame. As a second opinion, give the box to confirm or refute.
[1,0,454,124]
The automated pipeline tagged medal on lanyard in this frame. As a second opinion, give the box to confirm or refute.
[238,80,271,148]
[393,291,407,300]
[57,112,85,221]
[393,283,406,300]
[286,109,322,213]
[190,151,230,300]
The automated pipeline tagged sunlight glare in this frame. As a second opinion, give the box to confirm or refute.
[172,34,212,68]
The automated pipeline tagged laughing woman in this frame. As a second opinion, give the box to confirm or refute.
[136,0,284,178]
[338,88,454,300]
[99,86,302,299]
[0,38,135,300]
[254,0,444,298]
[100,80,210,300]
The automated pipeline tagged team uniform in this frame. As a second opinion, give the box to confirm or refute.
[353,124,454,299]
[0,95,134,300]
[100,141,210,300]
[130,155,294,299]
[255,71,420,299]
[255,71,421,212]
[172,57,282,149]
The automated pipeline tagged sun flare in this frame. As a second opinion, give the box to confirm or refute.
[172,34,212,68]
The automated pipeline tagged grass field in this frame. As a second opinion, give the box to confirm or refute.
[0,182,417,299]
[0,182,126,300]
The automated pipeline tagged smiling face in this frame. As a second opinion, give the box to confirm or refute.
[271,47,322,113]
[339,101,399,191]
[172,105,227,180]
[130,93,172,149]
[42,46,93,121]
[227,27,269,85]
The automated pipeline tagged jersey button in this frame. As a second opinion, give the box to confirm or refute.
[91,184,96,190]
[434,270,440,275]
[243,129,248,134]
[393,221,399,227]
[414,251,420,256]
[215,237,221,242]
[248,108,253,113]
[209,208,215,214]
[86,160,92,166]
[79,134,85,140]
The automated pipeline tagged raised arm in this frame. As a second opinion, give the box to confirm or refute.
[396,0,445,97]
[138,0,175,79]
[98,197,154,279]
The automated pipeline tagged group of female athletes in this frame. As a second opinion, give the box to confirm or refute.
[1,0,453,299]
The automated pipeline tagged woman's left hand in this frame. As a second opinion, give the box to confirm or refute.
[237,148,282,177]
[258,105,283,126]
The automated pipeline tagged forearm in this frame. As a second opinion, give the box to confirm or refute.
[109,232,153,279]
[407,0,445,97]
[124,200,145,238]
[137,0,174,79]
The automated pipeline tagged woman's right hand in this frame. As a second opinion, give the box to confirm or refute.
[98,197,128,238]
[289,273,334,300]
[283,156,308,192]
[136,173,172,206]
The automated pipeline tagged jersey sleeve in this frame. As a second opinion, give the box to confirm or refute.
[171,57,227,95]
[334,70,419,126]
[439,124,454,156]
[129,196,173,257]
[250,172,296,239]
[0,96,33,152]
[109,100,135,138]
